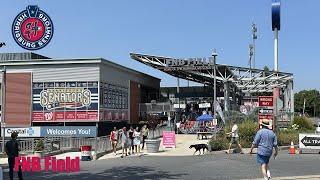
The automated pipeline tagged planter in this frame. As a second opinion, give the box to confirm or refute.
[33,151,44,158]
[145,139,161,153]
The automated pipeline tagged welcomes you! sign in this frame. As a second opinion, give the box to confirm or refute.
[4,126,96,137]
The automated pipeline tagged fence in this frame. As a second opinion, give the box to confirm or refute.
[0,126,167,154]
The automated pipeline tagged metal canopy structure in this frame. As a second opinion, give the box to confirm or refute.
[130,53,293,94]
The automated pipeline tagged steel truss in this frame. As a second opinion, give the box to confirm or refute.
[130,53,293,94]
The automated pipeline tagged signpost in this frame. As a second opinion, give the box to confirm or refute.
[258,96,274,130]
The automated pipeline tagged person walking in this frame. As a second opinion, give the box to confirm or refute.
[128,126,134,155]
[110,127,118,156]
[133,127,141,155]
[250,120,278,180]
[226,120,244,154]
[119,127,129,158]
[141,125,149,150]
[5,132,23,180]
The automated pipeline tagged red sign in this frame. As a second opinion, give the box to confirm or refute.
[258,96,274,107]
[258,115,274,130]
[162,131,176,148]
[32,111,98,122]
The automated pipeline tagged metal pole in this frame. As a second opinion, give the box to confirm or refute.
[274,28,279,71]
[212,50,218,139]
[1,66,6,153]
[175,78,180,132]
[252,23,257,69]
[212,50,217,118]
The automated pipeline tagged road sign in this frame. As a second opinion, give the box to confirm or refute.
[258,96,274,107]
[299,134,320,149]
[259,108,274,114]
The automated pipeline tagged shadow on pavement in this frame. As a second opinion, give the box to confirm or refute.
[4,166,188,180]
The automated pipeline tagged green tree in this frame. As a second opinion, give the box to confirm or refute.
[263,65,270,72]
[294,90,320,117]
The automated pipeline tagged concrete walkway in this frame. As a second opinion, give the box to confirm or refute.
[99,134,211,160]
[249,175,320,180]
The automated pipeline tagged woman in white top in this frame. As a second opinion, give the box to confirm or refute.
[133,127,141,155]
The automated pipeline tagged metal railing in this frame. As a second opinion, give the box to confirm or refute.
[0,126,167,154]
[0,138,37,153]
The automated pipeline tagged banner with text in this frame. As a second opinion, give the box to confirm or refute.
[32,81,99,122]
[41,126,97,137]
[4,127,41,137]
[162,131,176,148]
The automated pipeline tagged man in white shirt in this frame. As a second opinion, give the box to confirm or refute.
[226,120,244,154]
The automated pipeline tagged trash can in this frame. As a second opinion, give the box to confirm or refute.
[80,145,92,161]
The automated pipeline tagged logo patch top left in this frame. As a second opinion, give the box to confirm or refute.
[12,5,54,50]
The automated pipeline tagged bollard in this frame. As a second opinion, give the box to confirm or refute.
[81,145,92,161]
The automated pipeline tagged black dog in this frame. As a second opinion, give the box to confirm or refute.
[189,144,209,155]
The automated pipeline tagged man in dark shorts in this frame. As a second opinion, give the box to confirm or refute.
[5,132,23,180]
[250,120,278,180]
[128,126,134,155]
[226,121,244,154]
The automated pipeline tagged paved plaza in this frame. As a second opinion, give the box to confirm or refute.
[1,135,320,179]
[3,152,320,180]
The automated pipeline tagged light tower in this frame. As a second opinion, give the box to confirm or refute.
[272,0,281,130]
[272,0,281,71]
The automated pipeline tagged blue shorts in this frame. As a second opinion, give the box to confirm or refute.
[256,154,270,165]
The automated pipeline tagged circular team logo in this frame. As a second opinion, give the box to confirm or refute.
[12,5,54,50]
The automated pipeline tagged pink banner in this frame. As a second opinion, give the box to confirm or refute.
[162,131,176,148]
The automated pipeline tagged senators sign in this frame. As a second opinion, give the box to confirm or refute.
[40,88,91,110]
[32,81,99,122]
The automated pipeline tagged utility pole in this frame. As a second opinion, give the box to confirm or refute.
[1,66,6,153]
[1,42,6,152]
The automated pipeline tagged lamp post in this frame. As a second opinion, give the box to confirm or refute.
[212,49,218,139]
[1,42,6,152]
[212,49,218,119]
[1,66,6,153]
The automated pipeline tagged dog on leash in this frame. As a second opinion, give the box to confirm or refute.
[189,144,209,155]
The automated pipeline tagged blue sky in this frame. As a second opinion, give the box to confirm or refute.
[0,1,318,91]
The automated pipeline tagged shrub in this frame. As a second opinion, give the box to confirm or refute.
[146,115,161,139]
[34,139,44,151]
[276,129,299,146]
[209,120,258,150]
[209,135,228,151]
[293,116,315,130]
[238,120,258,148]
